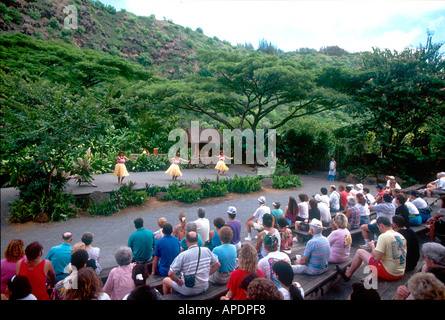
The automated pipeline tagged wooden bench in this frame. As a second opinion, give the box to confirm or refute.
[424,196,440,207]
[401,184,426,193]
[293,259,352,300]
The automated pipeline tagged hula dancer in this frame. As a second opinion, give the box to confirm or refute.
[215,151,233,176]
[113,151,134,185]
[165,153,189,181]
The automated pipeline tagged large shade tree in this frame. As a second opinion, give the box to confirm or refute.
[327,32,445,180]
[148,50,350,132]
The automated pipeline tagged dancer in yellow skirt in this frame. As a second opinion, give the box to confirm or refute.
[215,151,233,176]
[165,152,190,181]
[113,151,134,185]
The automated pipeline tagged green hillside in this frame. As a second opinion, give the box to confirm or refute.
[0,0,245,79]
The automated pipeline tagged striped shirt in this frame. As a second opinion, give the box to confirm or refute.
[169,245,218,290]
[303,233,331,274]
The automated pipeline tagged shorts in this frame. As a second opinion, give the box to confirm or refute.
[172,280,208,296]
[368,223,380,235]
[253,222,264,232]
[368,257,404,281]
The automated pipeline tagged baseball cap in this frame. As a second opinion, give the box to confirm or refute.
[356,183,363,189]
[227,206,237,214]
[309,218,322,228]
[314,194,322,202]
[258,196,266,204]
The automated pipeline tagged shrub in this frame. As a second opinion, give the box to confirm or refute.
[222,175,262,194]
[88,181,147,216]
[272,174,302,189]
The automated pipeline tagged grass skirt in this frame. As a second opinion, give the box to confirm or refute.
[215,160,229,171]
[113,163,129,177]
[165,164,182,176]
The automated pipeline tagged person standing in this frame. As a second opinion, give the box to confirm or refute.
[215,150,233,176]
[45,232,73,283]
[113,151,134,185]
[165,152,189,181]
[127,218,156,263]
[327,157,337,181]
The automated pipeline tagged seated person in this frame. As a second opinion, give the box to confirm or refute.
[426,172,445,197]
[292,219,330,275]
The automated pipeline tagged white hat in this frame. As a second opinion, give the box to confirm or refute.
[314,194,322,202]
[258,196,266,204]
[309,218,322,228]
[227,206,237,214]
[388,176,395,180]
[356,183,363,189]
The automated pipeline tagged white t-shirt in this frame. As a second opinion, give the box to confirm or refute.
[437,177,445,190]
[298,202,309,219]
[318,202,331,223]
[329,192,340,210]
[194,218,210,243]
[253,204,271,225]
[406,201,419,215]
[258,251,290,287]
[320,195,330,207]
[411,197,428,209]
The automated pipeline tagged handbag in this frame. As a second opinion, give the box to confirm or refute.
[184,247,201,288]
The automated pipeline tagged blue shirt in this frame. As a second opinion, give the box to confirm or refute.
[153,235,181,276]
[304,233,330,274]
[45,242,72,282]
[127,228,156,262]
[212,243,237,272]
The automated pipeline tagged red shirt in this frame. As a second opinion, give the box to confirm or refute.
[227,269,263,300]
[18,259,49,300]
[340,191,348,209]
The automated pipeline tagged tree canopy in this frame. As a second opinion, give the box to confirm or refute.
[148,50,350,132]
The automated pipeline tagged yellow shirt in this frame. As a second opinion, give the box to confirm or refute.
[375,229,407,276]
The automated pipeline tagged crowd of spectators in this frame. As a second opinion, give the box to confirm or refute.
[2,174,445,301]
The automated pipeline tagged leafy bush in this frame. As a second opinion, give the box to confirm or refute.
[8,190,77,223]
[222,175,262,194]
[88,181,147,216]
[272,174,302,189]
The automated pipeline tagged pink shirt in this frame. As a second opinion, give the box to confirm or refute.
[103,263,135,300]
[327,228,352,264]
[1,257,24,293]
